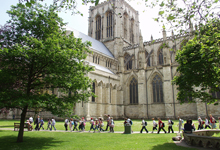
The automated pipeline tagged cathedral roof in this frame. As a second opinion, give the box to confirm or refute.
[86,61,115,75]
[64,26,114,58]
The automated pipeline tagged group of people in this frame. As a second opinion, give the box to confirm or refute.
[26,114,219,133]
[64,114,115,133]
[184,114,220,133]
[27,116,56,131]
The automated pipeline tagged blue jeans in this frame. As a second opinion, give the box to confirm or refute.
[90,124,95,130]
[51,125,56,131]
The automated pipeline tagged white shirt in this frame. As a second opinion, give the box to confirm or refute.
[153,120,157,127]
[52,119,56,125]
[29,117,33,123]
[205,119,209,125]
[142,120,146,126]
[168,120,172,126]
[65,119,68,124]
[90,120,94,124]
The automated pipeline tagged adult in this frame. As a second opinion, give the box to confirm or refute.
[167,118,174,133]
[51,117,56,131]
[157,118,166,134]
[209,114,216,129]
[64,118,69,131]
[105,114,111,131]
[29,116,33,124]
[178,116,183,133]
[184,119,194,133]
[140,118,148,133]
[205,117,211,129]
[152,118,157,133]
[35,115,40,131]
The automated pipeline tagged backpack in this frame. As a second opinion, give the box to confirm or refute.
[181,119,184,124]
[162,123,165,127]
[171,120,174,125]
[74,121,78,126]
[130,120,133,125]
[145,121,147,126]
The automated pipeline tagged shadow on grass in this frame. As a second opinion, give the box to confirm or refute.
[151,142,196,150]
[0,136,64,150]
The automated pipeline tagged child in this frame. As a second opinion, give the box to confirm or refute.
[51,117,56,131]
[69,118,74,131]
[157,118,166,134]
[39,118,44,130]
[89,118,95,132]
[46,119,51,130]
[99,118,104,132]
[73,119,78,131]
[167,118,174,133]
[109,117,114,133]
[140,118,148,133]
[93,118,99,133]
[152,118,157,133]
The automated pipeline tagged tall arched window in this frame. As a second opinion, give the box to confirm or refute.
[124,13,128,39]
[152,75,163,103]
[95,15,101,40]
[130,78,138,104]
[106,11,113,37]
[145,51,151,66]
[130,19,134,43]
[158,48,163,65]
[92,82,95,102]
[124,54,133,70]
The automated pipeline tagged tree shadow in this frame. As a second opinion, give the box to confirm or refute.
[151,143,197,150]
[0,135,64,150]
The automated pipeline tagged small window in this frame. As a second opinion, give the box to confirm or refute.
[92,82,95,102]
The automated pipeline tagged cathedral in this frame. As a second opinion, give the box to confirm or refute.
[65,0,219,120]
[2,0,219,120]
[64,0,220,119]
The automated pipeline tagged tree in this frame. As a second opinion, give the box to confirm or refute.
[145,0,220,32]
[18,0,100,15]
[172,18,220,105]
[0,3,94,142]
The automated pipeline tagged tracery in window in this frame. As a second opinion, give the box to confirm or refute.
[158,48,163,65]
[130,77,138,104]
[124,13,128,39]
[95,15,101,40]
[92,82,95,102]
[106,11,113,37]
[152,75,163,103]
[130,19,134,43]
[124,53,133,70]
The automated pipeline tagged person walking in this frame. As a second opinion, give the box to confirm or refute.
[51,117,56,131]
[152,118,157,133]
[104,114,110,131]
[178,116,183,133]
[39,118,44,130]
[73,119,78,131]
[69,118,74,131]
[205,117,211,129]
[89,118,95,132]
[140,118,148,133]
[109,117,115,133]
[167,118,174,133]
[46,119,51,130]
[157,118,166,134]
[210,114,216,129]
[93,118,99,133]
[35,115,40,131]
[64,118,69,131]
[99,118,104,132]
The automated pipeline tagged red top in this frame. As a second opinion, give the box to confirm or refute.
[210,117,214,123]
[158,120,163,127]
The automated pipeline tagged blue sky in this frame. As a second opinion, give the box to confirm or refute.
[0,0,166,41]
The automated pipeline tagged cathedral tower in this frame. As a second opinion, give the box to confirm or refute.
[88,0,141,58]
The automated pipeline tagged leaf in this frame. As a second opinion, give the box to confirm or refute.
[26,2,32,7]
[159,11,164,15]
[95,0,99,6]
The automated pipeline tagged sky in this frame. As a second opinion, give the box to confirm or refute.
[0,0,171,41]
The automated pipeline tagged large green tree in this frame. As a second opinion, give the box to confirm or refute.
[0,3,94,142]
[172,18,220,104]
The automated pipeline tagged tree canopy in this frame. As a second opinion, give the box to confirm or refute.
[0,3,94,142]
[173,18,220,105]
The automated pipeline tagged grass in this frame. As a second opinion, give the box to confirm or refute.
[0,119,201,132]
[0,130,197,150]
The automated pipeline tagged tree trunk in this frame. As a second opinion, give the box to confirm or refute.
[17,105,28,143]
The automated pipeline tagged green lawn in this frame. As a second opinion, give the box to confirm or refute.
[0,119,201,132]
[0,119,199,150]
[0,130,197,150]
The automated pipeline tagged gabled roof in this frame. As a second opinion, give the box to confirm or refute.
[64,26,114,58]
[85,61,115,75]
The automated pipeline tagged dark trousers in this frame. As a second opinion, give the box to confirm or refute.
[168,126,174,133]
[46,124,51,130]
[110,126,114,132]
[73,125,78,131]
[198,125,203,130]
[35,123,39,130]
[90,124,95,131]
[153,127,157,131]
[140,126,148,133]
[158,127,166,134]
[105,124,109,131]
[40,124,44,130]
[64,123,68,131]
[205,125,211,129]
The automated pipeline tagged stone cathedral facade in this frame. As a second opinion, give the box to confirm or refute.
[69,0,220,120]
[2,0,219,120]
